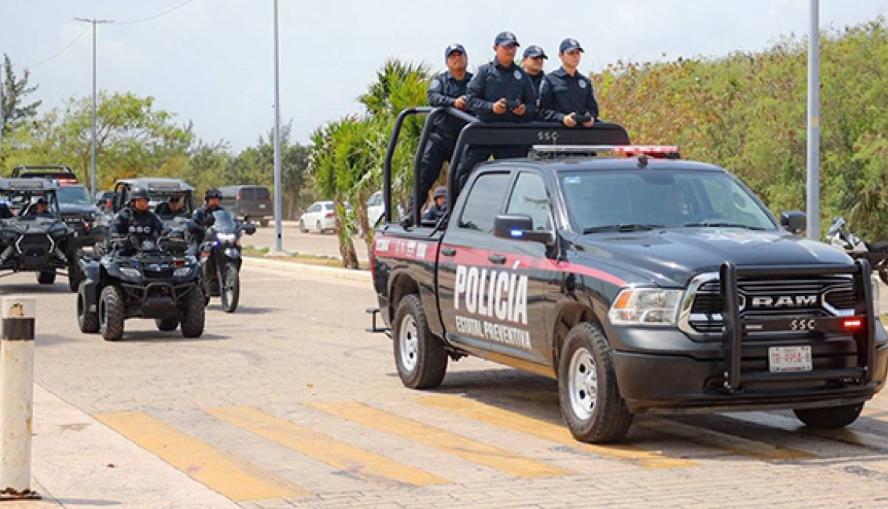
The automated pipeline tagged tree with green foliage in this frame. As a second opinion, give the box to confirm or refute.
[0,54,41,143]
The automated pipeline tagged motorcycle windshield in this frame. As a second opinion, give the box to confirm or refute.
[212,210,237,233]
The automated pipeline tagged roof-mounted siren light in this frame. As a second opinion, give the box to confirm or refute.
[529,145,681,159]
[611,145,681,159]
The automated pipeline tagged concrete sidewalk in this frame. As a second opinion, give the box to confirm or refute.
[21,385,240,509]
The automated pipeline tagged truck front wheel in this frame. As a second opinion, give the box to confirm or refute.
[557,322,632,443]
[793,403,863,429]
[394,295,447,389]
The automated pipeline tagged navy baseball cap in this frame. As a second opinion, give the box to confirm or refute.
[523,45,548,59]
[445,43,466,59]
[560,38,584,53]
[494,31,520,47]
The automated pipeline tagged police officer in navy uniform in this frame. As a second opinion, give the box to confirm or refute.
[422,186,448,223]
[406,43,473,224]
[539,38,599,128]
[109,188,165,254]
[188,188,225,245]
[522,45,548,99]
[456,31,537,193]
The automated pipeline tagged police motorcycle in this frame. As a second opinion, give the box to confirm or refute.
[199,210,256,313]
[76,226,205,341]
[827,216,888,285]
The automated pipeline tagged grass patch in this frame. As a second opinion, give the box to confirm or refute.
[242,245,368,270]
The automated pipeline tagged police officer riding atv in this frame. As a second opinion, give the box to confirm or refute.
[0,178,84,290]
[188,188,256,312]
[76,188,205,341]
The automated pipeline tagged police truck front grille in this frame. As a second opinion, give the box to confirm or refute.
[687,276,857,334]
[15,234,52,256]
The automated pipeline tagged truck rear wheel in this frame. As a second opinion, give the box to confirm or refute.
[793,403,863,429]
[557,322,632,443]
[394,295,447,389]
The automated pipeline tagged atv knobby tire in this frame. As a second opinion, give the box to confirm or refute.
[99,285,126,341]
[181,288,205,338]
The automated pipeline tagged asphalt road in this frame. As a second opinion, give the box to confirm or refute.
[9,263,888,508]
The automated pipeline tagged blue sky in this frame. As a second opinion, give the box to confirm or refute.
[3,0,888,150]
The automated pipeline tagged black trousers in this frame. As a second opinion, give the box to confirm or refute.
[408,132,456,216]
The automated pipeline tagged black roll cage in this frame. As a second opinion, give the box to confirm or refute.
[382,107,632,226]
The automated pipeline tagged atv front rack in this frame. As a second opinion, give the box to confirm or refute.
[720,260,876,392]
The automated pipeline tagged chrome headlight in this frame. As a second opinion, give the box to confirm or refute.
[173,266,192,277]
[608,288,684,326]
[119,267,141,278]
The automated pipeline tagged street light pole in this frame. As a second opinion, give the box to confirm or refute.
[806,0,820,240]
[75,17,112,197]
[272,0,283,253]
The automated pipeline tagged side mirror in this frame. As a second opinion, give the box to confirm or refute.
[780,211,806,235]
[493,214,554,246]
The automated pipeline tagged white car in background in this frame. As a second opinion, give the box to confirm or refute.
[299,201,336,234]
[366,191,384,227]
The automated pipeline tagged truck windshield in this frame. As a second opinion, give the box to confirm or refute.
[559,170,777,233]
[57,186,91,205]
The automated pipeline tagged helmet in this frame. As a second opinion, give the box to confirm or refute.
[204,188,222,200]
[130,188,150,201]
[433,186,447,199]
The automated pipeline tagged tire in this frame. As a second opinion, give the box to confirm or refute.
[557,322,633,443]
[299,220,307,233]
[99,285,125,341]
[260,219,269,228]
[220,262,240,313]
[793,403,864,429]
[155,317,179,331]
[393,294,447,389]
[180,287,206,338]
[37,270,56,285]
[76,282,99,333]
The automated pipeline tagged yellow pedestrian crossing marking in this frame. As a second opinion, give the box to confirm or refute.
[205,406,445,487]
[96,411,308,501]
[506,389,812,461]
[636,418,814,461]
[418,394,697,469]
[309,401,570,479]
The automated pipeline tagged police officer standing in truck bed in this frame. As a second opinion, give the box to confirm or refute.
[454,31,537,193]
[405,43,473,225]
[539,38,599,128]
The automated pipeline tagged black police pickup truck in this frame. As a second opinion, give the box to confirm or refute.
[368,107,888,443]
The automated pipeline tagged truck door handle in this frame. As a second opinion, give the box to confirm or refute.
[488,254,507,264]
[441,247,456,257]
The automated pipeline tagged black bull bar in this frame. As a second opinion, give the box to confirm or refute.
[720,259,877,392]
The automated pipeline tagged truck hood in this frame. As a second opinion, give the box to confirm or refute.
[573,228,852,287]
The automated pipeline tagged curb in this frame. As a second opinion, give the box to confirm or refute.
[243,256,371,283]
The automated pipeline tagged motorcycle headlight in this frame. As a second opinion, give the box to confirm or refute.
[119,267,141,278]
[217,233,236,243]
[174,267,192,277]
[608,288,684,326]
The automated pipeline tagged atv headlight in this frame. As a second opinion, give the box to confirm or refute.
[608,288,684,326]
[173,267,192,277]
[119,267,141,278]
